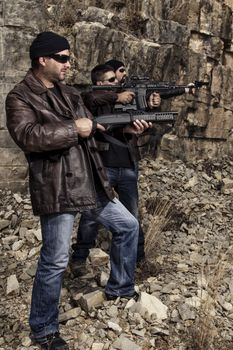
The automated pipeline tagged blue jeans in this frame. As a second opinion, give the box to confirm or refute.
[72,165,145,261]
[29,193,138,339]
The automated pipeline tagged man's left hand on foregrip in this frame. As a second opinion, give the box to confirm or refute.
[185,83,196,95]
[148,92,161,108]
[124,119,152,135]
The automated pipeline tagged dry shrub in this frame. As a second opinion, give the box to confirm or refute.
[188,245,233,350]
[135,196,175,280]
[42,0,147,37]
[144,197,174,261]
[42,0,82,31]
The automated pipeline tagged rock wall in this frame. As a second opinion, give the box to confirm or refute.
[0,0,48,191]
[1,0,232,191]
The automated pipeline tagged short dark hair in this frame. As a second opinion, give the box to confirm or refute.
[91,64,114,85]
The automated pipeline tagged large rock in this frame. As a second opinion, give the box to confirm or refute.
[127,292,168,320]
[79,290,105,312]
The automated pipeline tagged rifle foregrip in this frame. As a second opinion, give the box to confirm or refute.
[95,112,178,126]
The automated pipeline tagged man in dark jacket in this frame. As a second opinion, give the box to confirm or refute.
[71,60,195,274]
[70,64,156,275]
[5,32,144,350]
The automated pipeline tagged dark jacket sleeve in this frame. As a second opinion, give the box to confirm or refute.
[5,92,79,153]
[81,90,118,116]
[146,87,186,102]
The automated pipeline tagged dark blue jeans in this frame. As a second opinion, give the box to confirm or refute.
[29,193,138,339]
[72,165,145,262]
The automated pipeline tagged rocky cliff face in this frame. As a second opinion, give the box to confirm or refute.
[0,0,48,191]
[1,0,232,191]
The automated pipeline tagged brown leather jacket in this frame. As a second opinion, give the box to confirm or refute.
[5,70,114,215]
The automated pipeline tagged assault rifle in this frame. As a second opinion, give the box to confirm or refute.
[93,76,209,112]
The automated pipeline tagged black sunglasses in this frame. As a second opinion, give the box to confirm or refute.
[118,68,125,73]
[103,76,116,83]
[47,54,70,63]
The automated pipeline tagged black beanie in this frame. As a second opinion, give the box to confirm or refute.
[29,31,70,60]
[105,59,125,72]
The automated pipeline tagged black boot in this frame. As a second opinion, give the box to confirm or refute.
[33,332,69,350]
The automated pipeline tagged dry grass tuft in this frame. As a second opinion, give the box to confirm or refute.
[188,245,233,350]
[144,197,174,261]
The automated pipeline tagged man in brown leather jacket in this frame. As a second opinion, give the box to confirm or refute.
[5,32,145,350]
